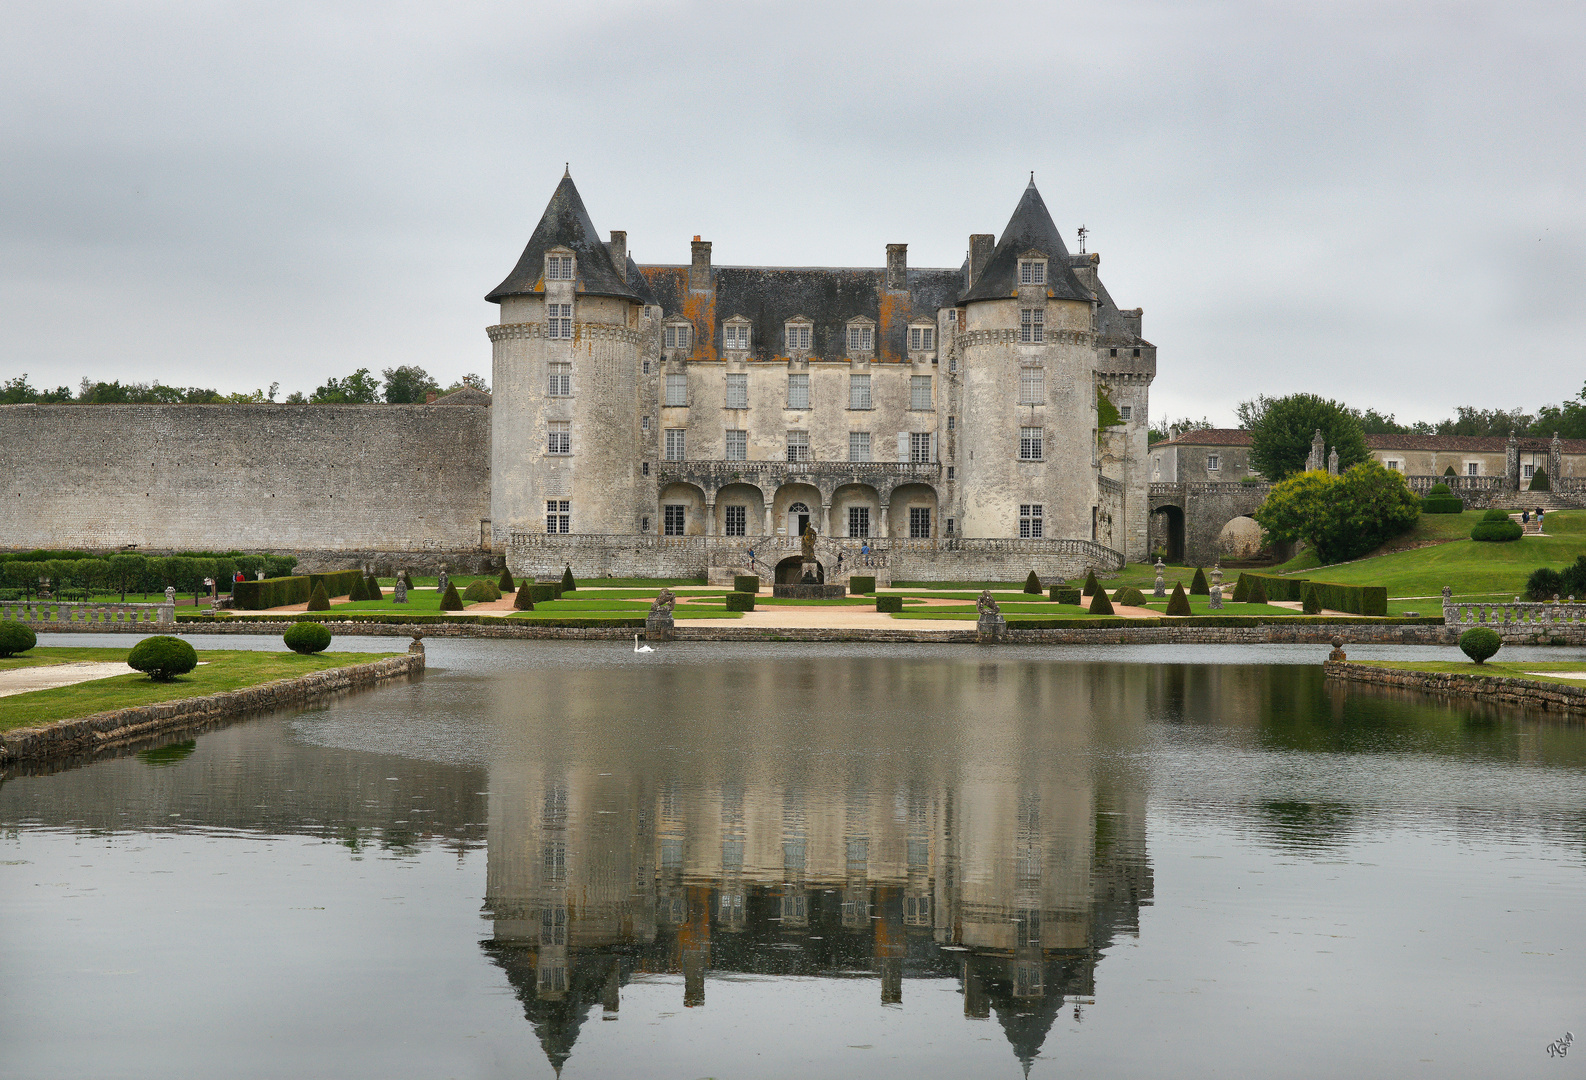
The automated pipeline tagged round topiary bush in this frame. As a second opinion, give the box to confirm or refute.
[0,622,37,657]
[1112,586,1146,606]
[462,579,501,602]
[1470,512,1523,541]
[1428,482,1452,496]
[1458,626,1502,664]
[127,636,198,681]
[282,621,332,655]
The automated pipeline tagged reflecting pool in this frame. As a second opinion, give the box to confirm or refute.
[3,639,1585,1079]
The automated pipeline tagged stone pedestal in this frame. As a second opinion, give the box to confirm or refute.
[645,615,674,642]
[976,613,1007,643]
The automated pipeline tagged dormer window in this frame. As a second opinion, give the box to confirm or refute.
[723,317,750,350]
[846,317,875,356]
[908,324,936,352]
[546,252,574,280]
[785,318,813,352]
[664,321,692,350]
[1019,260,1046,285]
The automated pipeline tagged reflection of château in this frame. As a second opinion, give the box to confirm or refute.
[482,760,1151,1074]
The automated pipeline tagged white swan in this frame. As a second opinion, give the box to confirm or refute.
[634,634,655,653]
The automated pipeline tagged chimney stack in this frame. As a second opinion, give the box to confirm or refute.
[968,234,995,289]
[886,243,907,291]
[608,231,627,281]
[689,236,712,290]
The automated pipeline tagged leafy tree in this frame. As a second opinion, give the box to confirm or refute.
[309,369,381,404]
[1237,393,1370,482]
[1254,460,1421,564]
[442,373,490,395]
[1356,408,1412,435]
[108,553,147,601]
[383,365,441,404]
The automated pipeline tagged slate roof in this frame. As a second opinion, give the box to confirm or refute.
[625,254,658,306]
[486,172,643,304]
[960,179,1094,304]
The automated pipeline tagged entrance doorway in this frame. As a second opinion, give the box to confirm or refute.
[787,501,812,537]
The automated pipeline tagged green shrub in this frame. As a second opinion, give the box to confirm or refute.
[561,565,576,592]
[127,635,198,680]
[1529,468,1551,492]
[1247,576,1269,604]
[1470,517,1523,542]
[439,583,464,611]
[306,582,331,611]
[1428,482,1452,496]
[1234,572,1387,616]
[1083,570,1099,596]
[1527,567,1563,601]
[1458,626,1502,664]
[1189,567,1209,595]
[0,622,37,657]
[307,570,362,598]
[1166,582,1192,616]
[232,575,312,610]
[1112,586,1146,606]
[1302,584,1322,614]
[1024,571,1041,594]
[1088,587,1115,615]
[1049,586,1081,604]
[513,586,534,610]
[1562,555,1586,599]
[282,621,332,654]
[523,583,558,603]
[734,575,761,594]
[365,576,383,601]
[348,575,370,602]
[876,595,903,613]
[265,555,299,577]
[1232,574,1250,602]
[724,591,756,611]
[1443,465,1457,476]
[849,576,876,595]
[462,579,501,602]
[498,568,516,593]
[1481,508,1510,521]
[1422,493,1464,514]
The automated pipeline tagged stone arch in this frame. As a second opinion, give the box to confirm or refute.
[1217,515,1263,560]
[831,482,882,539]
[1150,505,1185,563]
[888,482,939,538]
[773,483,824,537]
[712,482,767,538]
[658,482,707,537]
[774,555,822,585]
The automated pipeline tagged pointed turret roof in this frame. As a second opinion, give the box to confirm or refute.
[960,178,1094,304]
[486,171,644,304]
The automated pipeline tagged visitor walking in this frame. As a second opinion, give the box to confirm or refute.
[747,545,756,570]
[1536,508,1545,530]
[860,540,870,556]
[1522,509,1531,524]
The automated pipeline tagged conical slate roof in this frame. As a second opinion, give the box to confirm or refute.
[625,253,658,306]
[961,179,1094,304]
[486,171,644,304]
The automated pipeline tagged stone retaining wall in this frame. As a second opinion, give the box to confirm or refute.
[1323,660,1586,718]
[0,644,426,764]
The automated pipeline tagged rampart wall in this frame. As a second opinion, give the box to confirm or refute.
[0,404,491,556]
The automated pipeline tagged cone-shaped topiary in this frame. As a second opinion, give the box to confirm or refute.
[127,635,198,680]
[1443,465,1457,476]
[1530,468,1551,492]
[1247,576,1269,604]
[1088,586,1115,615]
[439,582,464,611]
[0,622,37,657]
[513,586,534,610]
[1302,584,1322,614]
[1459,626,1501,664]
[561,565,576,592]
[1166,581,1192,616]
[1024,571,1041,594]
[283,621,332,654]
[348,575,370,602]
[499,568,516,593]
[306,581,330,611]
[1083,570,1099,596]
[366,576,383,601]
[1232,574,1250,603]
[1189,567,1209,596]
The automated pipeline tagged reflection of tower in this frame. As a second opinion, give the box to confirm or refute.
[716,782,747,933]
[781,791,809,929]
[842,789,871,931]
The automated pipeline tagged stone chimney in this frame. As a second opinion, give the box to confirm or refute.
[609,230,627,281]
[967,234,995,289]
[690,236,712,290]
[886,243,907,291]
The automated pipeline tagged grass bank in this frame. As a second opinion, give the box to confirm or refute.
[1346,659,1586,691]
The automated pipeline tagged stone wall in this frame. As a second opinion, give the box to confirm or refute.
[1323,660,1586,718]
[0,403,491,555]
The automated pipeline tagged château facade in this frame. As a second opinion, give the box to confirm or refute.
[490,173,1157,585]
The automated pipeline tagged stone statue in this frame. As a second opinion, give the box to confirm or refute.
[393,575,408,604]
[1153,558,1166,598]
[976,590,1001,617]
[801,524,817,561]
[649,589,676,618]
[975,589,1006,644]
[436,566,449,594]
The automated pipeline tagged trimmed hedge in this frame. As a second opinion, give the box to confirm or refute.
[1529,468,1551,492]
[1189,568,1209,596]
[127,635,198,680]
[1083,570,1099,596]
[1236,573,1388,617]
[233,575,312,610]
[308,570,363,599]
[1232,574,1250,602]
[1422,495,1464,513]
[849,576,876,595]
[1049,586,1081,604]
[513,586,535,610]
[561,566,576,592]
[463,579,501,602]
[1302,584,1322,614]
[734,575,761,594]
[522,583,562,603]
[439,583,464,611]
[724,591,756,612]
[876,595,903,613]
[1248,576,1269,604]
[0,622,37,656]
[1471,517,1523,541]
[1113,586,1146,606]
[283,621,332,654]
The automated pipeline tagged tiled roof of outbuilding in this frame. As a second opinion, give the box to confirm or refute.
[486,172,643,304]
[1365,433,1586,453]
[960,179,1094,304]
[1149,428,1252,448]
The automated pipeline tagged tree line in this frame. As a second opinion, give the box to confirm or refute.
[1,366,488,406]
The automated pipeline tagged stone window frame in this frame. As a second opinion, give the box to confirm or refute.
[847,505,871,538]
[664,427,686,462]
[724,429,748,461]
[786,429,811,463]
[1017,366,1044,406]
[724,504,748,537]
[786,372,810,411]
[1019,307,1045,344]
[1465,460,1481,476]
[1018,252,1048,286]
[785,316,813,354]
[849,372,873,410]
[663,503,686,536]
[545,247,575,282]
[1522,462,1534,478]
[849,431,872,462]
[547,420,571,456]
[547,361,571,398]
[1207,454,1221,472]
[663,319,694,352]
[1019,426,1043,461]
[1019,503,1043,538]
[909,374,934,411]
[1120,405,1132,421]
[546,499,571,534]
[1386,458,1401,472]
[845,316,876,358]
[725,372,748,410]
[722,315,752,351]
[547,302,573,340]
[909,506,931,539]
[664,372,689,408]
[907,320,937,355]
[909,431,933,464]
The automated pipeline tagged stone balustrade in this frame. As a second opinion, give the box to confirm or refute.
[1443,599,1586,627]
[2,600,174,626]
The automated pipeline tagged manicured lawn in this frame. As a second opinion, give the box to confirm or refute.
[0,647,398,731]
[1352,659,1586,690]
[893,605,1094,620]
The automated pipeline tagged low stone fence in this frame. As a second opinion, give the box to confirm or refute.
[2,600,173,626]
[1444,598,1586,644]
[1323,660,1586,718]
[0,643,425,765]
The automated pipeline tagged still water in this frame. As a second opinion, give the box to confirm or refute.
[4,639,1586,1079]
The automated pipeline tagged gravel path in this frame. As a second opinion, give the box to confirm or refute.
[0,661,133,698]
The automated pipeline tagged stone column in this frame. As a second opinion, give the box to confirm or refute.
[705,501,716,536]
[1506,432,1520,491]
[1551,432,1563,488]
[821,502,831,536]
[763,502,772,537]
[880,503,891,537]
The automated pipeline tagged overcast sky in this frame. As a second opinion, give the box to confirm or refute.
[3,0,1583,425]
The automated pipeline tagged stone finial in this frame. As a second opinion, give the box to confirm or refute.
[408,635,425,654]
[1442,585,1452,599]
[1153,558,1166,598]
[1328,636,1346,662]
[1327,448,1339,476]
